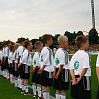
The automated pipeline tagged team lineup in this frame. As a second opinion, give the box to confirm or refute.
[0,34,99,99]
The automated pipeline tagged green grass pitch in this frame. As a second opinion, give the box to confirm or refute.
[0,55,98,99]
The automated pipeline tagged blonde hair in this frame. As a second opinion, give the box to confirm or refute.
[14,43,20,48]
[34,41,43,49]
[58,35,68,45]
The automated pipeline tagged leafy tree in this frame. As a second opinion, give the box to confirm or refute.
[89,28,98,44]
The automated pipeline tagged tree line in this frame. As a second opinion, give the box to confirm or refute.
[0,28,99,49]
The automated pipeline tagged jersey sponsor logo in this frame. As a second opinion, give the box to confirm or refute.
[55,58,59,65]
[74,61,79,70]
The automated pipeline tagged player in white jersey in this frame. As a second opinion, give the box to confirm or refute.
[96,52,99,99]
[16,37,25,90]
[8,45,15,84]
[0,45,3,76]
[53,36,69,99]
[31,41,43,98]
[2,41,7,78]
[12,43,20,87]
[38,34,54,99]
[4,40,11,80]
[18,40,33,95]
[69,35,91,99]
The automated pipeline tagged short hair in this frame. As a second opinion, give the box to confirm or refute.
[2,41,7,46]
[42,34,53,44]
[58,35,68,45]
[75,35,88,49]
[18,37,26,43]
[6,40,11,45]
[34,41,43,49]
[10,45,14,51]
[24,40,32,48]
[14,43,20,48]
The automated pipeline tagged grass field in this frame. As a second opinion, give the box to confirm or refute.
[0,55,98,99]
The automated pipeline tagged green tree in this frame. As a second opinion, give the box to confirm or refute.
[89,28,98,44]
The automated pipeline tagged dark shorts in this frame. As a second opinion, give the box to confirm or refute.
[13,63,19,77]
[9,64,14,74]
[41,70,53,87]
[71,75,91,99]
[53,68,69,90]
[32,68,42,84]
[20,64,30,79]
[5,57,8,69]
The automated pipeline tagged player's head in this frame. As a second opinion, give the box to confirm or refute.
[34,41,43,51]
[75,35,89,50]
[6,40,11,47]
[14,43,20,50]
[24,40,33,50]
[18,37,26,46]
[3,41,7,47]
[10,45,15,52]
[58,35,68,49]
[0,44,3,50]
[42,34,53,46]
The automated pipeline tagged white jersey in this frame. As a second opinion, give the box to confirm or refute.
[8,52,14,64]
[40,47,54,72]
[0,50,3,61]
[53,48,56,54]
[33,52,40,68]
[2,47,6,57]
[96,53,99,67]
[17,46,25,58]
[69,50,91,76]
[55,48,69,69]
[20,49,32,66]
[12,50,18,63]
[5,47,10,57]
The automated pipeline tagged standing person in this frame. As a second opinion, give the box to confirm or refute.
[5,40,11,80]
[38,34,54,99]
[18,40,33,95]
[8,45,15,84]
[31,41,43,98]
[2,41,7,78]
[96,53,99,99]
[17,37,25,90]
[69,35,91,99]
[53,36,69,99]
[12,43,20,87]
[0,44,3,76]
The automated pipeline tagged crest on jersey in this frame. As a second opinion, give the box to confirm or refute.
[74,61,79,70]
[34,60,36,65]
[55,58,59,65]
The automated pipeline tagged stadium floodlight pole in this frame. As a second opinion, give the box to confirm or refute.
[91,0,95,29]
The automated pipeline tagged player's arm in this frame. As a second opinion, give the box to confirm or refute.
[70,69,77,85]
[96,54,99,82]
[17,56,21,64]
[18,52,27,68]
[53,66,56,77]
[77,68,88,83]
[55,65,63,79]
[96,67,99,82]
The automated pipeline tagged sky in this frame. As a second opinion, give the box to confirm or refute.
[0,0,99,42]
